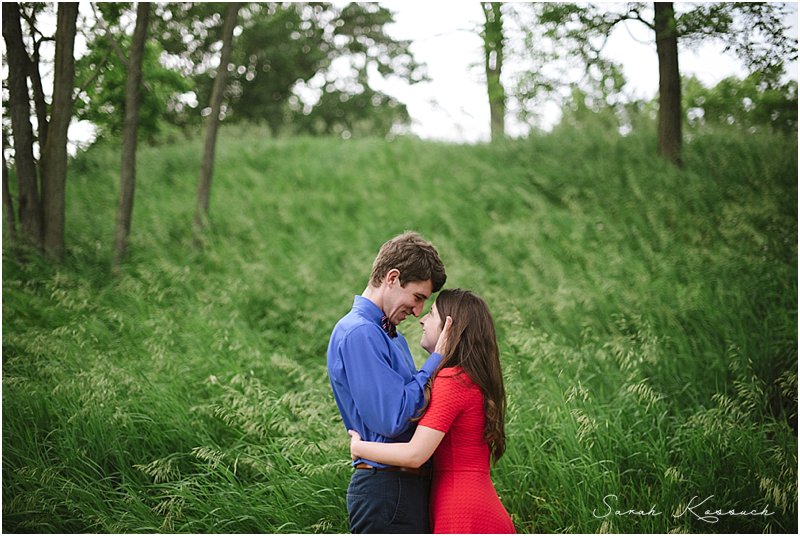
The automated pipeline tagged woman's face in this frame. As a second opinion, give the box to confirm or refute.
[420,302,443,354]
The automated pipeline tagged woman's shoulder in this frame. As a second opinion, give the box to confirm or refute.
[436,366,464,378]
[434,367,476,388]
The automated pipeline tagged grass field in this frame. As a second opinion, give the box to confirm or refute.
[2,123,797,533]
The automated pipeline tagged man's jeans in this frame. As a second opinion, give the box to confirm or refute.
[347,468,431,533]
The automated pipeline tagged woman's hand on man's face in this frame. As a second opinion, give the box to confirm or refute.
[434,316,453,355]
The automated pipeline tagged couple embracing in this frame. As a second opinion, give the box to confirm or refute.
[327,232,515,534]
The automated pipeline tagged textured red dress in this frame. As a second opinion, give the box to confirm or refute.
[419,367,516,534]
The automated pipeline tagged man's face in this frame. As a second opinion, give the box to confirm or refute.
[383,273,433,326]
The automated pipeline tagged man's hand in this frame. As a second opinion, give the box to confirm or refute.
[434,316,453,355]
[348,429,362,461]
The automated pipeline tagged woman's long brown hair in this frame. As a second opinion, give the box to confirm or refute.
[413,289,507,464]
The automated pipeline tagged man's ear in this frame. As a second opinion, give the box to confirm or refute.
[385,268,401,286]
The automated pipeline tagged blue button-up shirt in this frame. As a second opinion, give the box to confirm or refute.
[327,295,442,467]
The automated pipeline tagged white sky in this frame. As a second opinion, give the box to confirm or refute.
[375,1,799,143]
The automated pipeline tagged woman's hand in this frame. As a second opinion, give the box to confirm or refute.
[348,429,362,461]
[434,316,453,355]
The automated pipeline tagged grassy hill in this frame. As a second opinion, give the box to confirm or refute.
[3,124,797,532]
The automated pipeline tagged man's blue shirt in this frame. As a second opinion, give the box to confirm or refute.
[327,295,442,467]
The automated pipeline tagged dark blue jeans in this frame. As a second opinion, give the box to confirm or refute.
[347,468,431,533]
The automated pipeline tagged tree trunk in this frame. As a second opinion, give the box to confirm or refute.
[113,2,151,269]
[39,2,78,260]
[482,2,506,142]
[2,2,43,249]
[29,34,50,151]
[654,2,682,167]
[3,143,18,245]
[194,2,241,241]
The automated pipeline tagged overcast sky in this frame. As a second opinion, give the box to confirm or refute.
[374,1,799,143]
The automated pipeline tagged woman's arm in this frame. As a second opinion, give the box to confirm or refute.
[349,426,445,469]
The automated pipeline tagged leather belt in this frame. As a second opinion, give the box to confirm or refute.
[354,462,430,477]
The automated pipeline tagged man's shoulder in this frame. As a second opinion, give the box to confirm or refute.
[329,312,375,369]
[331,310,380,342]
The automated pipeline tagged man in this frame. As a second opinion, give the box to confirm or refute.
[327,231,447,533]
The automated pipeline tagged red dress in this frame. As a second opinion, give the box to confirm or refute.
[419,367,516,534]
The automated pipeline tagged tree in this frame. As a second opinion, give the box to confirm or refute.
[2,136,17,245]
[151,2,424,138]
[113,2,151,269]
[39,2,78,259]
[3,2,43,250]
[289,81,409,138]
[538,2,798,166]
[684,74,798,134]
[194,2,241,240]
[654,3,681,165]
[490,3,628,136]
[74,3,192,144]
[482,2,506,141]
[21,4,52,152]
[3,2,78,258]
[290,2,424,137]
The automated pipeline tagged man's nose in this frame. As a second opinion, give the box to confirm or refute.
[413,303,424,317]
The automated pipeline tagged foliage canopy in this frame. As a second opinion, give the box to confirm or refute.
[72,2,422,143]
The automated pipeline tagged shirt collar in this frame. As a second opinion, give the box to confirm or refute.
[353,295,384,325]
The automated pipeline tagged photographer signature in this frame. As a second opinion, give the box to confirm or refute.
[592,494,774,524]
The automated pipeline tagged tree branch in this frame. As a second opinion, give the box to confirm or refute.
[89,3,155,96]
[74,47,113,98]
[629,8,655,31]
[91,2,130,69]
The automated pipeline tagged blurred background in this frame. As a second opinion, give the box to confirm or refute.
[3,1,798,150]
[2,2,798,534]
[376,0,798,142]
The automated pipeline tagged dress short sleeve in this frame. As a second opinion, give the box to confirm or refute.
[419,372,468,433]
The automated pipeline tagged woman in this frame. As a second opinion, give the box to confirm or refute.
[349,288,515,533]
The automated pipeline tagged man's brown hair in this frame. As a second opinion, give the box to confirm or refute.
[369,231,447,292]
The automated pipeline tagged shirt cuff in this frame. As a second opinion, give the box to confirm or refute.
[420,352,443,377]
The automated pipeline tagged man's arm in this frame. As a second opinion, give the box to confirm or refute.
[340,325,442,438]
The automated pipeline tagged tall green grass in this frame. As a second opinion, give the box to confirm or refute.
[3,124,797,533]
